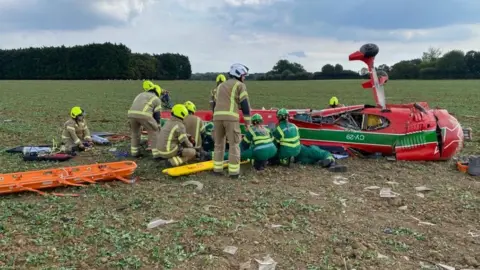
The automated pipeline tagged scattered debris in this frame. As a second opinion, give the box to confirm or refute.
[468,230,480,238]
[463,127,472,141]
[182,180,204,192]
[437,263,455,270]
[255,254,277,270]
[415,186,433,192]
[239,260,251,270]
[380,187,399,198]
[309,191,320,196]
[398,205,408,210]
[364,185,381,190]
[386,181,399,186]
[203,205,221,211]
[223,246,238,255]
[333,175,348,185]
[416,193,425,198]
[377,252,389,259]
[339,198,347,208]
[410,215,436,226]
[147,218,177,229]
[270,224,282,228]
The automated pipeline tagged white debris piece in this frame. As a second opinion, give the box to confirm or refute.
[147,219,176,229]
[223,246,238,255]
[255,254,277,270]
[380,187,399,198]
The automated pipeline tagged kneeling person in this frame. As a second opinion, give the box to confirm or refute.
[294,145,347,172]
[271,108,301,166]
[61,106,93,153]
[157,104,196,167]
[241,114,277,170]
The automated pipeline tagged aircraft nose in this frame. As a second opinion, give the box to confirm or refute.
[435,110,464,159]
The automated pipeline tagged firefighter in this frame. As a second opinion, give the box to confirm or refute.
[294,145,347,172]
[270,108,301,166]
[329,96,345,108]
[127,80,163,158]
[241,114,277,171]
[183,101,204,148]
[210,74,226,111]
[61,106,93,153]
[212,63,252,178]
[157,104,197,167]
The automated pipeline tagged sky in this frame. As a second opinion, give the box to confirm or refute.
[0,0,479,73]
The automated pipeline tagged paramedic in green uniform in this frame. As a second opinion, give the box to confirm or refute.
[270,108,301,166]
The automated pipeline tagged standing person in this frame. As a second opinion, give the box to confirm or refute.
[212,64,251,178]
[157,104,196,167]
[61,106,93,153]
[270,108,301,166]
[127,80,163,158]
[210,74,226,111]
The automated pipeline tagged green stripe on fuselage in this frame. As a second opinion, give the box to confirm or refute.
[162,119,438,148]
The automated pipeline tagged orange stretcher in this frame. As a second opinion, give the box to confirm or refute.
[0,161,138,197]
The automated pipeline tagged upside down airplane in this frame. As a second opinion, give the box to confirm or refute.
[161,43,464,161]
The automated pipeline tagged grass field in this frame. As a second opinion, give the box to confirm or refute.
[0,80,479,269]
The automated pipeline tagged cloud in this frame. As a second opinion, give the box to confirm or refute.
[287,51,307,58]
[0,0,480,73]
[0,0,152,31]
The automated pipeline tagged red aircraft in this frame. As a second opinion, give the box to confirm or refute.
[162,43,464,161]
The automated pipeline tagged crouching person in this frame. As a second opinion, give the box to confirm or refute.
[270,108,301,166]
[294,145,347,172]
[157,104,197,167]
[241,114,277,171]
[61,106,93,154]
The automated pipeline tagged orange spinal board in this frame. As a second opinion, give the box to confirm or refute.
[0,161,138,196]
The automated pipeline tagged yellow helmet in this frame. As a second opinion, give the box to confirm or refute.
[154,85,162,96]
[329,96,339,106]
[171,104,189,120]
[184,101,196,114]
[143,80,155,91]
[70,106,84,118]
[216,74,226,83]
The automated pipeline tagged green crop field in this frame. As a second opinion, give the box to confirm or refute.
[0,80,479,269]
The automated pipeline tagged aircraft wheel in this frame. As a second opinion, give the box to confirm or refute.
[360,43,379,58]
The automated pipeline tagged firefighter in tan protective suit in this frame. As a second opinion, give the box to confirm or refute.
[157,104,197,167]
[183,101,204,148]
[213,63,252,178]
[210,74,226,111]
[127,80,163,158]
[61,106,93,153]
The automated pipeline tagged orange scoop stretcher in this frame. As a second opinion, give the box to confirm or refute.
[0,161,138,197]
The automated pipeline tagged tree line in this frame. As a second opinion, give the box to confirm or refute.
[192,47,480,81]
[0,42,192,80]
[0,43,479,80]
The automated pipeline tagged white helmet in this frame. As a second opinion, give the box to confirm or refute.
[229,63,249,78]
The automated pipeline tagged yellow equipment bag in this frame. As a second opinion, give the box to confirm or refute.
[162,160,250,177]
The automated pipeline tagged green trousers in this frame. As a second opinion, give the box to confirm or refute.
[295,145,334,165]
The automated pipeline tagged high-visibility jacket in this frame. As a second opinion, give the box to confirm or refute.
[184,114,204,148]
[61,119,92,146]
[241,125,277,161]
[158,117,193,158]
[272,121,301,158]
[127,92,162,121]
[213,78,251,125]
[210,86,218,111]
